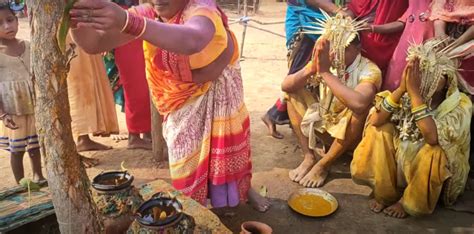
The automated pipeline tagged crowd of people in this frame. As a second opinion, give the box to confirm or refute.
[0,0,473,222]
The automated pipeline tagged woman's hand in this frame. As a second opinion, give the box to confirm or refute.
[406,58,422,98]
[70,0,127,31]
[315,38,331,74]
[1,115,18,130]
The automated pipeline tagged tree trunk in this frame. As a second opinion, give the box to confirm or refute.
[151,99,165,162]
[28,1,103,233]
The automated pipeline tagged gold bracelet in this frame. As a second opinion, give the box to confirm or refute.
[136,18,147,38]
[411,104,427,113]
[120,11,130,33]
[386,95,399,108]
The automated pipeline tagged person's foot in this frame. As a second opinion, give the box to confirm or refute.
[128,134,152,150]
[299,162,329,188]
[247,188,271,212]
[261,113,284,139]
[111,134,128,141]
[32,173,47,184]
[369,199,386,213]
[289,153,316,183]
[80,155,99,168]
[384,202,407,219]
[143,132,152,143]
[77,135,112,152]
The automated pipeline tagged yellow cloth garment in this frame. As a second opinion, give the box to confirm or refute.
[66,35,119,137]
[351,82,472,216]
[287,55,381,149]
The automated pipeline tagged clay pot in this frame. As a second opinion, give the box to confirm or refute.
[240,221,272,234]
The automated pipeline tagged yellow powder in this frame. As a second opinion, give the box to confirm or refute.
[289,194,333,217]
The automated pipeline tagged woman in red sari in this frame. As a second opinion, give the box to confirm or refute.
[69,0,270,211]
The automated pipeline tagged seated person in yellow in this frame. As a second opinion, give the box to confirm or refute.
[282,13,382,188]
[351,38,472,218]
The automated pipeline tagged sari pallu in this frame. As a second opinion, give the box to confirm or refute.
[134,2,251,206]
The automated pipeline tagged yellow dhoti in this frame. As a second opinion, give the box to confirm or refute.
[352,122,450,216]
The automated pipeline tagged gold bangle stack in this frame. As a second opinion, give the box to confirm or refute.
[381,95,399,113]
[411,104,431,121]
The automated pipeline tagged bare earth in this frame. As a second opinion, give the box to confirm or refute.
[1,1,473,233]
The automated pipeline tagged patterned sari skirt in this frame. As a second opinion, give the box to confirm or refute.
[163,63,252,207]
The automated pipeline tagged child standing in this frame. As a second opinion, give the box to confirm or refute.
[0,3,44,183]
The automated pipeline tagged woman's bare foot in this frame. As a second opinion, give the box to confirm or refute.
[261,113,284,139]
[299,162,329,188]
[248,188,271,212]
[289,153,316,182]
[128,134,152,150]
[80,155,99,168]
[369,199,386,213]
[77,135,112,152]
[384,202,407,219]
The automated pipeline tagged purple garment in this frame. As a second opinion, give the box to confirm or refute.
[383,0,434,91]
[209,181,240,208]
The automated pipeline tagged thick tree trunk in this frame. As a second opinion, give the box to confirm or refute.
[27,1,103,233]
[151,99,165,162]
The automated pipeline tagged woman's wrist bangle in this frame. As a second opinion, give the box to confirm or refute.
[411,104,427,114]
[122,12,146,37]
[136,18,147,38]
[120,11,130,33]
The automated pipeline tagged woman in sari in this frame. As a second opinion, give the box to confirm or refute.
[69,0,270,211]
[351,39,472,218]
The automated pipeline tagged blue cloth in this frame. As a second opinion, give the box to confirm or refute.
[285,0,325,47]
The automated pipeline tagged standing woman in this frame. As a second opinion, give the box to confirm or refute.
[69,0,270,211]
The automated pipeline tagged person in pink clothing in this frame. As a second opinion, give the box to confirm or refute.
[382,0,434,91]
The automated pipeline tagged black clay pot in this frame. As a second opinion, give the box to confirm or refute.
[92,171,134,192]
[135,192,185,229]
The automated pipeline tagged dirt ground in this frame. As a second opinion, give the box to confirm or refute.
[1,1,474,233]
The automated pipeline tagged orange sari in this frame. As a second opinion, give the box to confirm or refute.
[133,2,251,205]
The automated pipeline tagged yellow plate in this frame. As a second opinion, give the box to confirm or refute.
[288,188,338,217]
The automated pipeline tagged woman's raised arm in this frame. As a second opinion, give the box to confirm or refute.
[70,0,216,54]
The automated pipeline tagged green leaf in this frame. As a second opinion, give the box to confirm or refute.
[19,178,41,192]
[57,0,77,54]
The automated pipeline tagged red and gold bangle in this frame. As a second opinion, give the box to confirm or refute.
[136,18,147,38]
[120,11,130,33]
[122,12,146,37]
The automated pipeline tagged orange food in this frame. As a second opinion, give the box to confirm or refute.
[289,194,333,217]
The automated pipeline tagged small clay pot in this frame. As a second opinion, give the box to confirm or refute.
[240,221,272,234]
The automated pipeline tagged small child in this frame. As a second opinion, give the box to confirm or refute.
[0,3,45,183]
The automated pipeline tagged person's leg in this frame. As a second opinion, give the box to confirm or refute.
[287,101,318,182]
[351,122,400,213]
[262,34,314,139]
[10,151,25,183]
[299,111,368,188]
[385,144,449,218]
[76,134,112,152]
[28,148,45,182]
[261,99,286,139]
